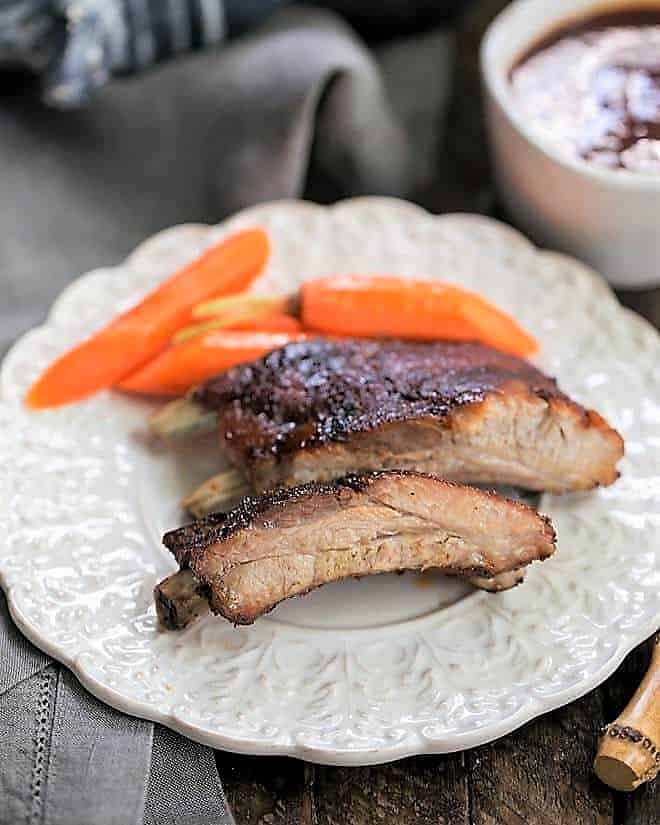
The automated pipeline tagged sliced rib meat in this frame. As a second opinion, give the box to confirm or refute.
[155,560,526,631]
[194,339,624,494]
[159,471,555,625]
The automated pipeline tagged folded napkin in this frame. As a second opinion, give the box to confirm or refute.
[0,7,454,824]
[0,5,456,358]
[0,593,234,825]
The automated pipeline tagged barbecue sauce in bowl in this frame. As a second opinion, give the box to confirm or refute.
[510,8,660,172]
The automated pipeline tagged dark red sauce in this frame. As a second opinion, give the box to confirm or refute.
[510,9,660,172]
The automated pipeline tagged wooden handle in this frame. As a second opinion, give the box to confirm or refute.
[594,634,660,791]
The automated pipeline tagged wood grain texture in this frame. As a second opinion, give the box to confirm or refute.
[614,781,660,825]
[314,756,469,825]
[215,753,313,825]
[467,691,613,825]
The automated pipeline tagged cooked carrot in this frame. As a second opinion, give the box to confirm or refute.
[173,311,301,343]
[26,228,270,409]
[118,330,309,397]
[301,274,538,357]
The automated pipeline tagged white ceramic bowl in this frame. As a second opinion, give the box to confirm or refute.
[481,0,660,289]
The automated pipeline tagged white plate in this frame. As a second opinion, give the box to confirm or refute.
[1,198,659,766]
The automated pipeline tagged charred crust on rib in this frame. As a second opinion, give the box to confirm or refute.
[193,339,567,460]
[163,470,556,565]
[163,510,228,567]
[164,471,396,565]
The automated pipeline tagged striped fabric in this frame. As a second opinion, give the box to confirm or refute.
[0,0,287,107]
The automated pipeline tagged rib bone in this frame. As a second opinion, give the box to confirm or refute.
[149,397,218,441]
[155,566,527,630]
[181,468,248,519]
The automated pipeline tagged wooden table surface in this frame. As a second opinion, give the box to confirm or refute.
[0,1,657,822]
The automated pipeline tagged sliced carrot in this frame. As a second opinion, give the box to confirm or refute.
[118,330,309,397]
[26,228,270,408]
[301,274,538,357]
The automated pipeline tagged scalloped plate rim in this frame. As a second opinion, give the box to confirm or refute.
[3,585,659,765]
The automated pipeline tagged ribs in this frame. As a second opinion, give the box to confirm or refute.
[190,339,623,496]
[156,470,556,626]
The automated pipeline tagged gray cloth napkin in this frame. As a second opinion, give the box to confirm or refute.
[0,8,453,824]
[0,593,234,825]
[0,6,440,358]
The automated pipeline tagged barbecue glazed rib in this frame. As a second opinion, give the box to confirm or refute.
[158,471,556,626]
[194,339,623,495]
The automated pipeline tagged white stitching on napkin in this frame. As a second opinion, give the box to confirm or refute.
[29,667,56,825]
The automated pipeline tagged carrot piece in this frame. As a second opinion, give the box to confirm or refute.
[26,228,270,408]
[118,330,309,397]
[301,274,538,357]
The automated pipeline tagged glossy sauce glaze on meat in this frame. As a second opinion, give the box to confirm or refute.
[194,339,624,494]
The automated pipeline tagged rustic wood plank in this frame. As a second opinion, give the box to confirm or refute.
[467,690,614,825]
[613,780,659,825]
[314,754,469,825]
[214,753,314,825]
